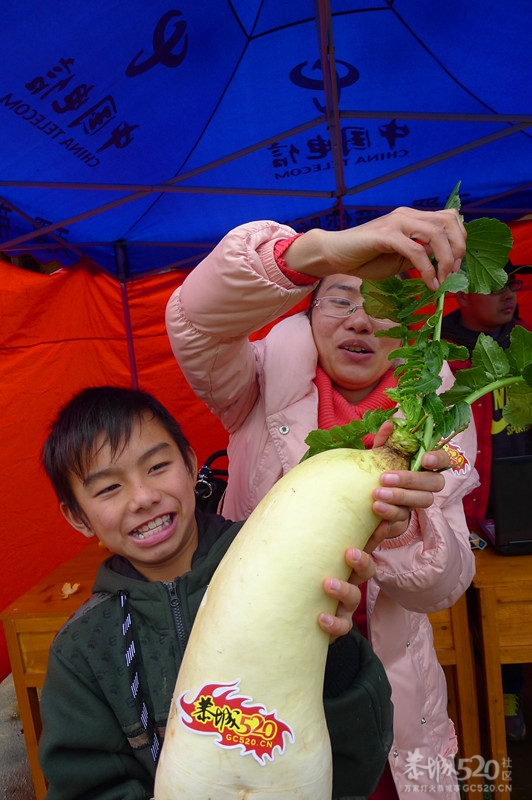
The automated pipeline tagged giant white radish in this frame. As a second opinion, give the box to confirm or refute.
[154,444,406,800]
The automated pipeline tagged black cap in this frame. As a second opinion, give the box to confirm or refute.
[506,259,532,276]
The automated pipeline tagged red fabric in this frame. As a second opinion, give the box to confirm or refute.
[315,365,398,447]
[0,258,228,680]
[509,219,532,328]
[354,581,369,640]
[369,761,399,799]
[273,234,312,284]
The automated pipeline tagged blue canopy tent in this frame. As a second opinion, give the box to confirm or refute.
[1,0,532,681]
[2,0,532,278]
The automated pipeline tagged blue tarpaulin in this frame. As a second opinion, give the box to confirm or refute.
[2,0,532,278]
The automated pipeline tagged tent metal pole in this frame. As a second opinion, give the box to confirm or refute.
[115,243,139,389]
[314,0,345,198]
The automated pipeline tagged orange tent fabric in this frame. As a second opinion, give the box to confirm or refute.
[0,258,228,679]
[1,220,532,680]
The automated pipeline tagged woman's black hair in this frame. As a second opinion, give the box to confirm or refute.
[306,281,322,322]
[42,386,194,522]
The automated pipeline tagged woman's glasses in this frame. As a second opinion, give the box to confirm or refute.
[311,296,365,317]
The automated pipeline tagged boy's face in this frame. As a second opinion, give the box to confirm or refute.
[61,413,199,582]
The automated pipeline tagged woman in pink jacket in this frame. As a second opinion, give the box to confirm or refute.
[166,211,478,799]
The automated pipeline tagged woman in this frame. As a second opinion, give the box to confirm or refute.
[166,210,477,798]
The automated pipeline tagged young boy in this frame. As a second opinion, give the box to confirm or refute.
[38,385,392,800]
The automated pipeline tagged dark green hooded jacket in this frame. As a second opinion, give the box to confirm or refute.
[39,512,392,799]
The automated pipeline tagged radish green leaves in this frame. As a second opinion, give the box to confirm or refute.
[304,186,532,469]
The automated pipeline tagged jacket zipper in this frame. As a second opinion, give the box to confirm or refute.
[165,580,188,656]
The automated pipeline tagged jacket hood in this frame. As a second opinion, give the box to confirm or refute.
[90,512,242,632]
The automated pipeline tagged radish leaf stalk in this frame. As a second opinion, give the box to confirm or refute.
[304,186,532,469]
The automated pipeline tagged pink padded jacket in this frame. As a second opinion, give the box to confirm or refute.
[166,220,478,798]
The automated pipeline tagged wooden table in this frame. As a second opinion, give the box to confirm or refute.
[428,593,481,774]
[1,540,481,799]
[0,540,108,800]
[470,545,532,795]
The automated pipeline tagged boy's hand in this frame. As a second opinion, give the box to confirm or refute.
[366,420,449,550]
[319,548,375,642]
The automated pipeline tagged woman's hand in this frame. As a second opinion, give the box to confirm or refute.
[285,207,466,291]
[366,420,450,550]
[318,547,375,642]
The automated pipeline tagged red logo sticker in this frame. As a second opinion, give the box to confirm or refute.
[442,440,470,475]
[178,680,294,764]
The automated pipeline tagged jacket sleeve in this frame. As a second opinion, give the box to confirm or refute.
[370,498,476,614]
[39,648,153,800]
[370,362,479,613]
[165,220,318,433]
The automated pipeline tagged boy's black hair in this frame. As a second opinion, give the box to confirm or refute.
[42,385,194,521]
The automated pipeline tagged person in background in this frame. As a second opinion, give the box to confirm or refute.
[166,208,479,798]
[441,261,532,742]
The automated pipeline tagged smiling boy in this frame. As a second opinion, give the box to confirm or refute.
[37,385,393,800]
[58,398,200,582]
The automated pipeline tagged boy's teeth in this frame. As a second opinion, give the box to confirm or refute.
[132,515,170,538]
